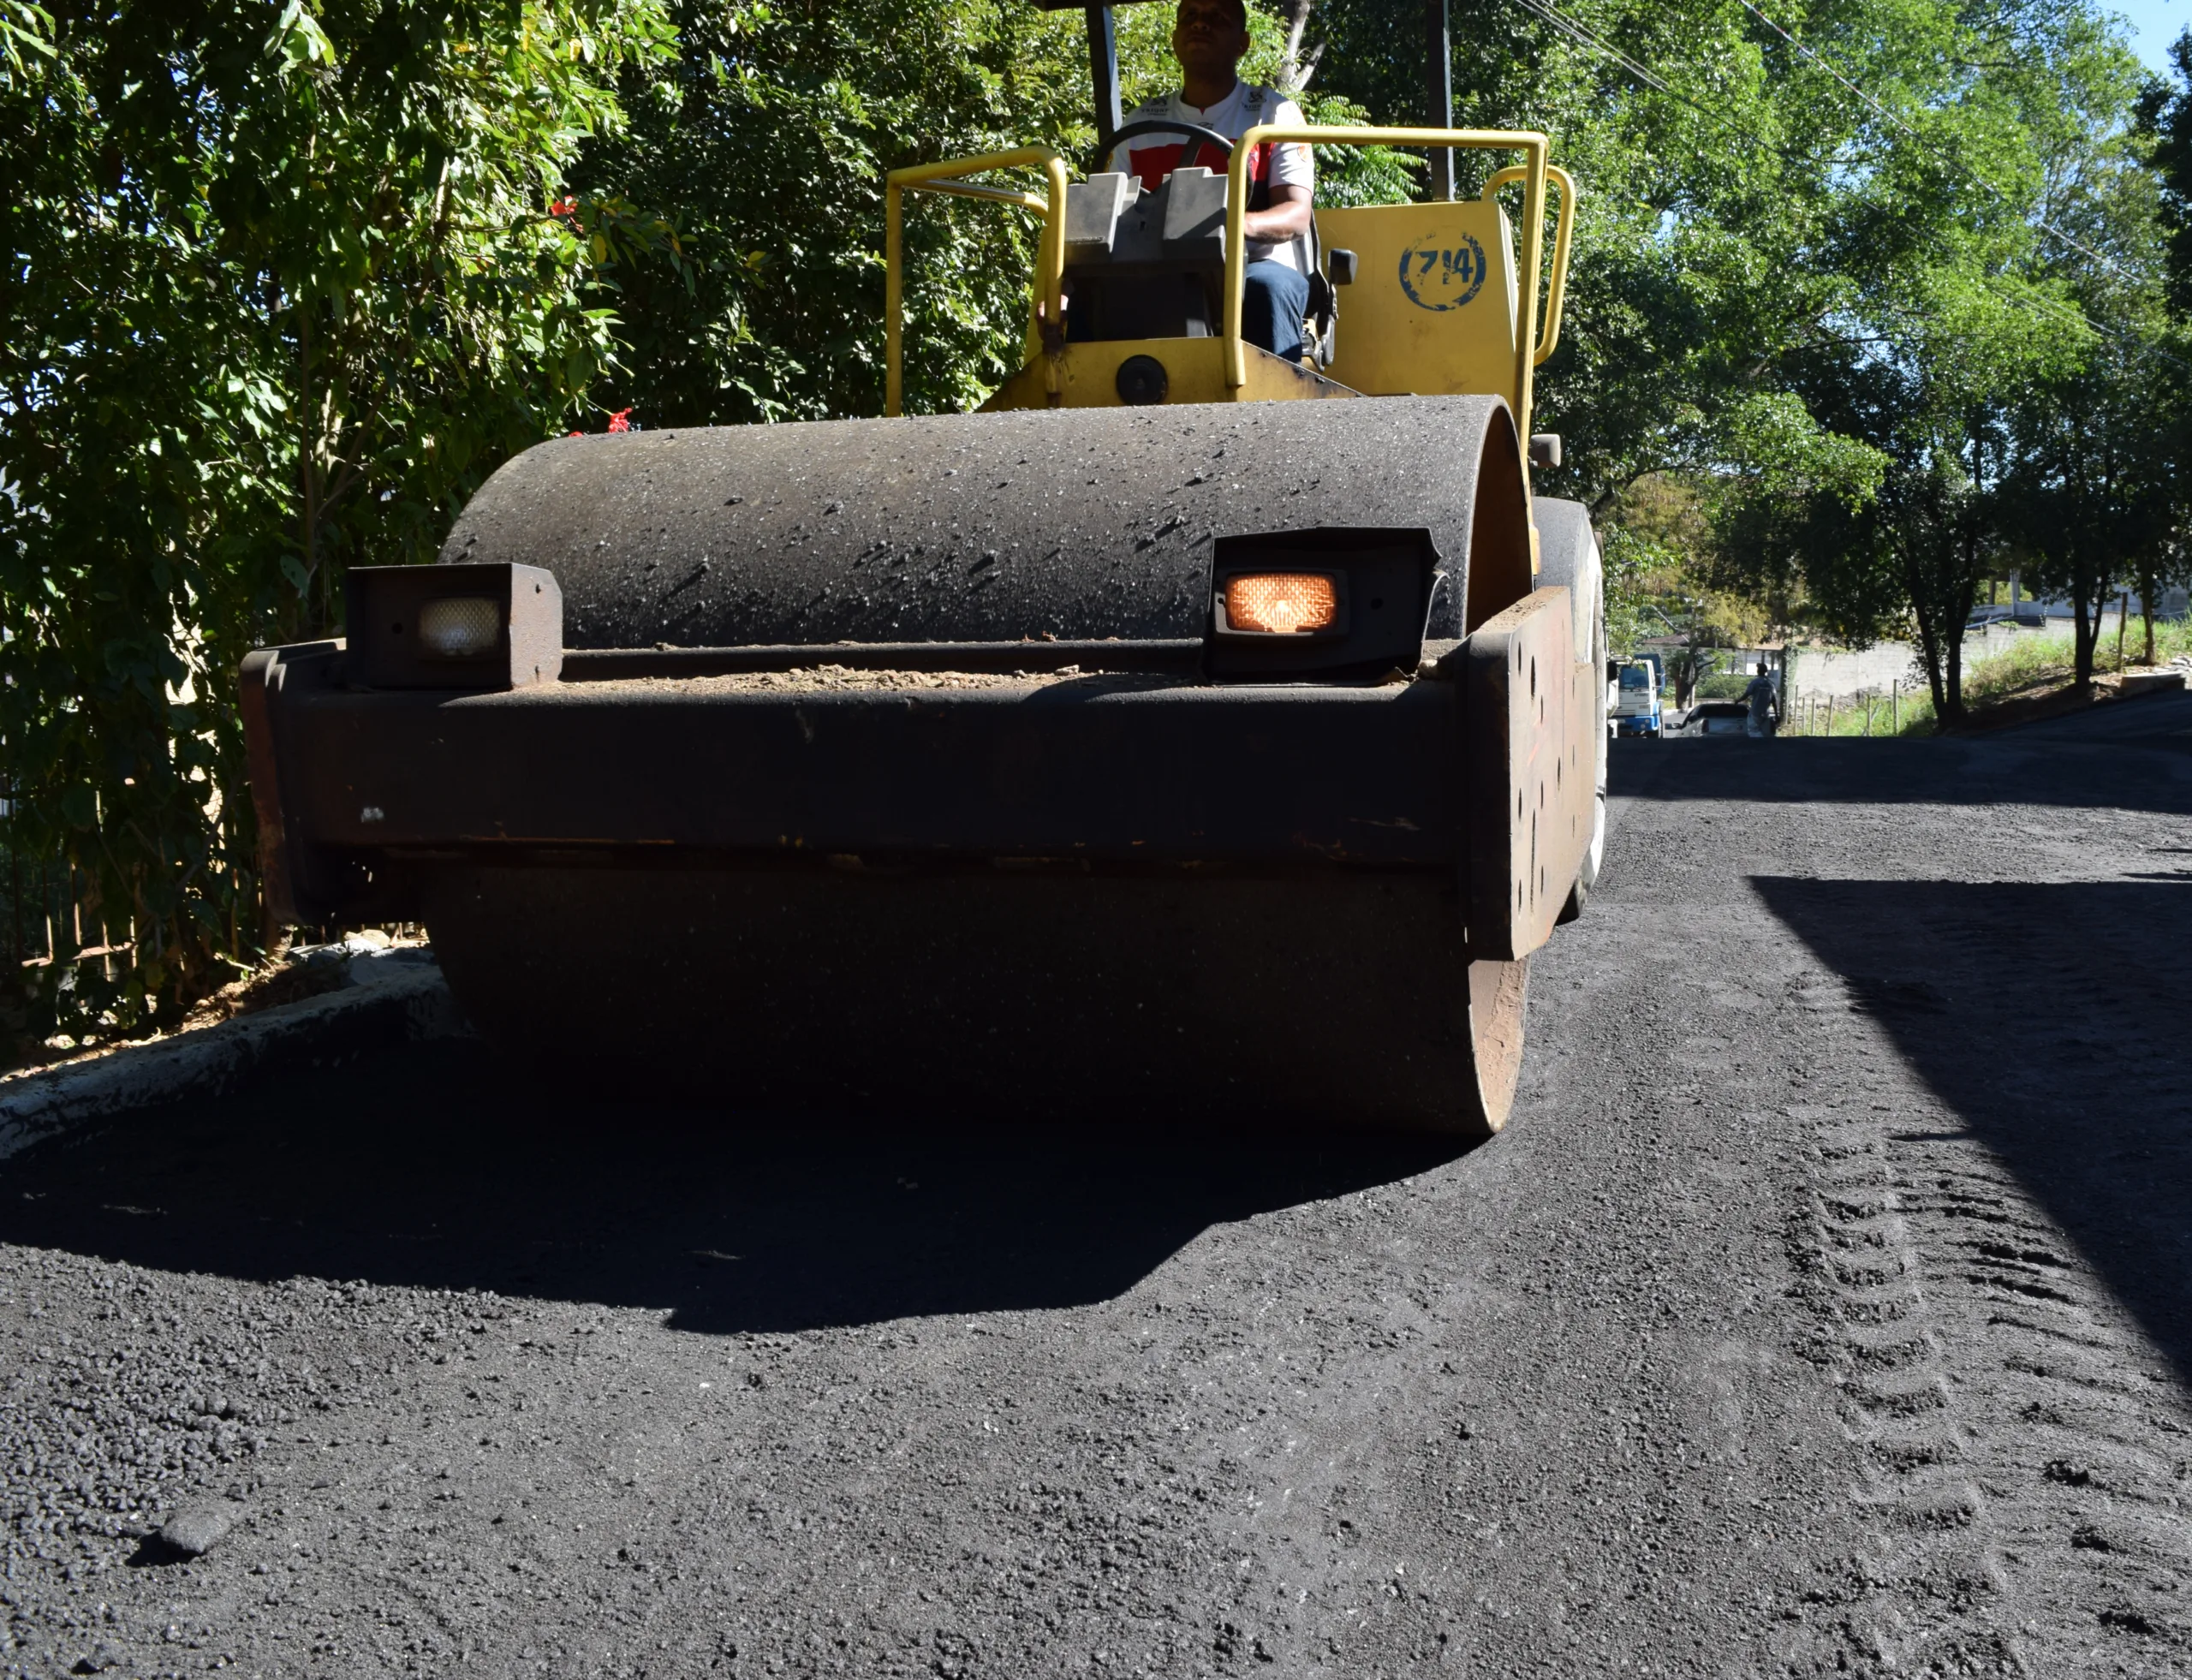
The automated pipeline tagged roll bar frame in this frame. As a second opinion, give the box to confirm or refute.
[883,133,1577,431]
[1482,162,1577,368]
[885,149,1069,419]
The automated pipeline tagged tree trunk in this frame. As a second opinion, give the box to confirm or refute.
[1955,618,1973,724]
[1937,566,1979,730]
[2070,558,2108,689]
[301,307,316,601]
[1903,534,1953,724]
[1915,603,1949,718]
[1276,0,1319,90]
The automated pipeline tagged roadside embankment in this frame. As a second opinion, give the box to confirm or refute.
[0,944,468,1161]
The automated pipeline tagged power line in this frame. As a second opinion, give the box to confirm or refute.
[1732,0,2140,284]
[1505,0,1772,154]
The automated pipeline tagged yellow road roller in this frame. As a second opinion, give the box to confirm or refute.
[240,1,1607,1135]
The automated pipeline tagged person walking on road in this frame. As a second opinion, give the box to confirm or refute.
[1743,662,1778,739]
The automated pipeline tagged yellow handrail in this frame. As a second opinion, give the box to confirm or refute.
[1482,164,1577,366]
[885,150,1069,418]
[1223,125,1549,438]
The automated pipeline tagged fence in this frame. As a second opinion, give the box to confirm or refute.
[0,772,278,1064]
[1780,681,1914,737]
[0,851,199,979]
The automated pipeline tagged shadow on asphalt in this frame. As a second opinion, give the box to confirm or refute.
[0,1043,1462,1332]
[1755,874,2192,1385]
[1997,688,2192,748]
[1611,710,2192,815]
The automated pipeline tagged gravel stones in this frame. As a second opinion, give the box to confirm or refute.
[0,729,2182,1675]
[154,1501,236,1558]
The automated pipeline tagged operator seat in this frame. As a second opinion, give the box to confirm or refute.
[1060,170,1343,364]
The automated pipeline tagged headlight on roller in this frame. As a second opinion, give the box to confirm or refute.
[418,596,501,658]
[1203,534,1433,680]
[1221,573,1342,635]
[1213,569,1348,640]
[345,562,563,690]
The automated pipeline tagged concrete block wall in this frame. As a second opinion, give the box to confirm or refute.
[1785,617,2150,703]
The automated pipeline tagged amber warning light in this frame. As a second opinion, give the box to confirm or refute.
[1221,573,1341,635]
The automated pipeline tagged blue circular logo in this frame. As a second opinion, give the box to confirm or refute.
[1397,234,1489,312]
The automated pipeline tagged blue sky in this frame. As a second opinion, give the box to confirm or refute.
[2116,0,2188,75]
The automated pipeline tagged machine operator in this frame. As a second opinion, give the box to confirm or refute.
[1111,0,1316,360]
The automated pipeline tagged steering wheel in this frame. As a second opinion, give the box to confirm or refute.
[1090,121,1236,180]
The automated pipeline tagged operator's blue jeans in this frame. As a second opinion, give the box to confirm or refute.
[1242,259,1310,363]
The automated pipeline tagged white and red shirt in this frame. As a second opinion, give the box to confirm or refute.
[1106,81,1314,271]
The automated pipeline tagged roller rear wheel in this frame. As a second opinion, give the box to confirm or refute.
[426,866,1533,1141]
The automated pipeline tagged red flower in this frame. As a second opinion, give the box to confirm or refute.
[550,195,578,218]
[607,408,633,433]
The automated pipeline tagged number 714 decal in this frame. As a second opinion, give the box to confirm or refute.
[1397,234,1489,311]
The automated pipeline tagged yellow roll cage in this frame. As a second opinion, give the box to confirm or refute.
[885,128,1574,432]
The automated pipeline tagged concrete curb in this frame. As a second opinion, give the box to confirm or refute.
[0,950,472,1163]
[2121,669,2188,698]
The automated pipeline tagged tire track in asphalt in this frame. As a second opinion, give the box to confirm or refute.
[1782,1091,2017,1677]
[1792,1061,2192,1679]
[1752,758,2192,1677]
[1875,901,2192,1677]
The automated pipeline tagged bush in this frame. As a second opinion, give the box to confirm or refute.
[0,0,673,1063]
[1694,673,1754,700]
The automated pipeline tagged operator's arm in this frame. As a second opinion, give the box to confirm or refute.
[1243,182,1313,243]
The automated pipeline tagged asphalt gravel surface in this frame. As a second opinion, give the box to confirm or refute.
[0,701,2186,1678]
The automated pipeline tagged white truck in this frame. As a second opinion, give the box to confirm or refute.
[1611,653,1664,738]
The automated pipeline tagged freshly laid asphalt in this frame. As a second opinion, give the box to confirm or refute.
[0,704,2186,1678]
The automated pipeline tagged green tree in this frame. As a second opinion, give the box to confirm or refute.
[570,0,1101,424]
[2135,29,2192,665]
[2142,27,2192,313]
[0,0,673,1055]
[1522,0,2153,717]
[2005,337,2178,686]
[574,0,1414,426]
[2000,52,2176,689]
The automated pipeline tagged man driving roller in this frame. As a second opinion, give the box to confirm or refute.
[1110,0,1316,360]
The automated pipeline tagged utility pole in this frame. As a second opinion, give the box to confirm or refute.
[1426,0,1455,199]
[1086,5,1122,154]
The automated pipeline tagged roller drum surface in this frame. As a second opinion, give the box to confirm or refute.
[442,397,1524,647]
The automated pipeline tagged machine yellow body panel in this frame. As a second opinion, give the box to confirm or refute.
[1314,201,1520,400]
[977,337,1358,412]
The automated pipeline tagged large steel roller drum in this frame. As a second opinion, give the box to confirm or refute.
[440,396,1533,648]
[409,397,1543,1133]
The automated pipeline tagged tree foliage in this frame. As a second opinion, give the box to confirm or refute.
[569,0,1415,425]
[1419,0,2184,708]
[2142,28,2192,314]
[0,0,672,1050]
